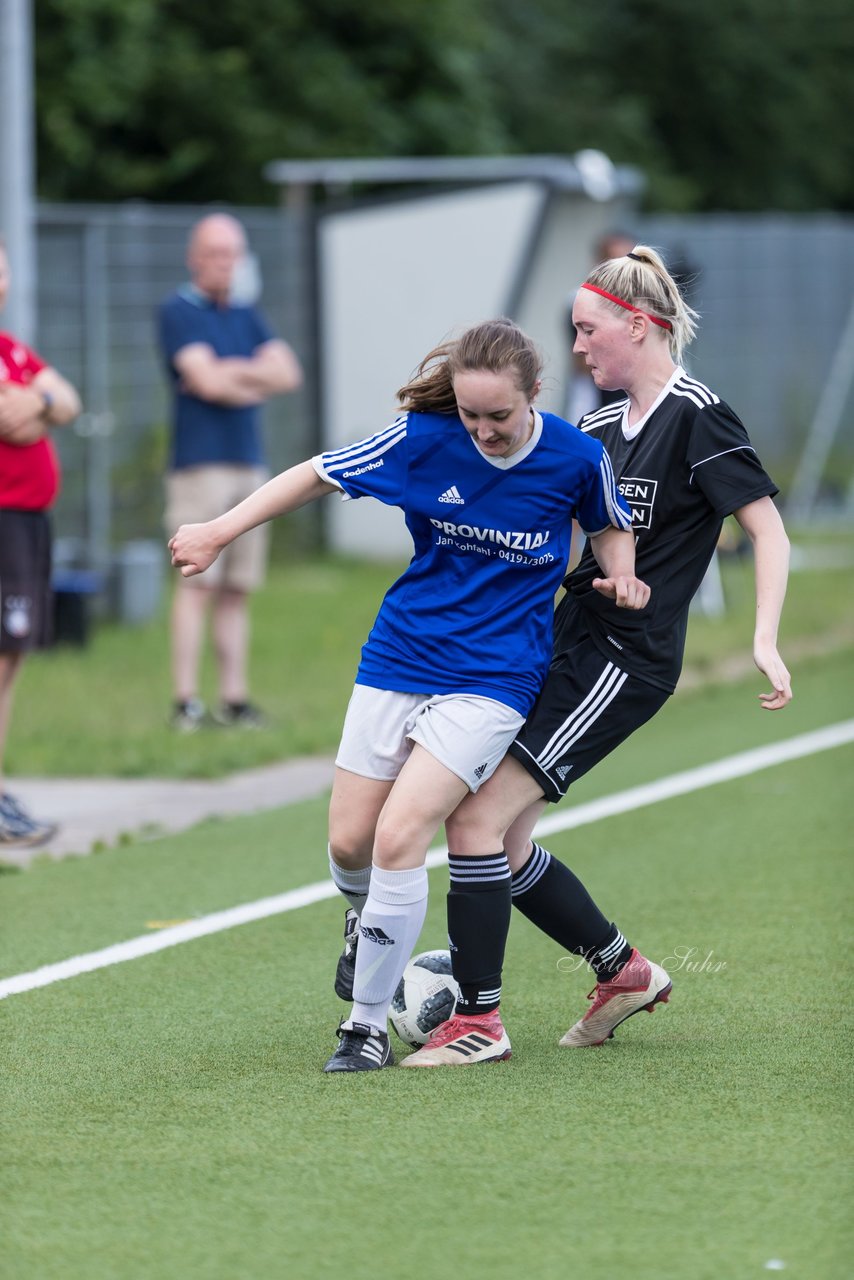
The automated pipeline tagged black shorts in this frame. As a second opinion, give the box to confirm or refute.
[508,607,670,804]
[0,509,53,654]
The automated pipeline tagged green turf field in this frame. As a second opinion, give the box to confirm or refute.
[2,653,852,1279]
[9,525,854,779]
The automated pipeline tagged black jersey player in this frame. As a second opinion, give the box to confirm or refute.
[401,245,791,1066]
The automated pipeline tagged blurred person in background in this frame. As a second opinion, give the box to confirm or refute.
[0,237,82,846]
[157,213,303,732]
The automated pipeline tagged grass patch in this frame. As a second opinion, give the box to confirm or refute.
[8,525,854,779]
[1,682,851,1278]
[11,556,394,778]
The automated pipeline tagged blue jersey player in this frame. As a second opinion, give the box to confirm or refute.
[169,317,649,1072]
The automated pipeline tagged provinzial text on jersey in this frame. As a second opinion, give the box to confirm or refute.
[430,519,551,551]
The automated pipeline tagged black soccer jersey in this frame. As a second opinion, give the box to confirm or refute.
[566,368,778,692]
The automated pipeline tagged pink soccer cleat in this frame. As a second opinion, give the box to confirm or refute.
[401,1010,511,1067]
[559,949,672,1047]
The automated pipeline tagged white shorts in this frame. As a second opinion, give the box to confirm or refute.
[335,685,525,794]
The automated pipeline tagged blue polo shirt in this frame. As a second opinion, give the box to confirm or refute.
[157,286,274,470]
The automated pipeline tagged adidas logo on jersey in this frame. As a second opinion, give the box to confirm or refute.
[438,485,465,504]
[360,926,394,946]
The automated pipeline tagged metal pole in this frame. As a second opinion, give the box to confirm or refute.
[0,0,36,343]
[283,182,324,548]
[81,222,113,573]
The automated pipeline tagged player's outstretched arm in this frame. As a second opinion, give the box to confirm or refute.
[588,526,651,611]
[733,495,792,710]
[169,460,335,577]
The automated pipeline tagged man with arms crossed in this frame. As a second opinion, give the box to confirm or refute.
[158,214,302,730]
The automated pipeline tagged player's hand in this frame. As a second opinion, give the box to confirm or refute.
[754,640,792,710]
[592,575,651,610]
[168,522,221,577]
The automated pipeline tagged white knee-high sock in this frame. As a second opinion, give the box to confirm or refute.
[328,847,372,913]
[350,864,429,1032]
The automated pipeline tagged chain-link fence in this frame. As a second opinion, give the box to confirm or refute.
[35,202,315,577]
[638,212,854,506]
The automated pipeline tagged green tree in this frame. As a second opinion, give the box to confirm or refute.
[35,0,507,203]
[484,0,854,211]
[34,0,854,210]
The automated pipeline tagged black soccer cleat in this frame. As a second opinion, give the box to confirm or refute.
[323,1020,394,1073]
[334,908,360,1000]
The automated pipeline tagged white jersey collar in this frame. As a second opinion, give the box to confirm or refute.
[621,367,683,440]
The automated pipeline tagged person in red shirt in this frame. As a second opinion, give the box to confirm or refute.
[0,238,82,846]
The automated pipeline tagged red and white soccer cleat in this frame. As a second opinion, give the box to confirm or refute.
[559,948,672,1047]
[401,1009,512,1067]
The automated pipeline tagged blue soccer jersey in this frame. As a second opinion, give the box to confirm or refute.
[313,410,631,715]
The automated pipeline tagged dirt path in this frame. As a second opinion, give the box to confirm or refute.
[4,754,337,870]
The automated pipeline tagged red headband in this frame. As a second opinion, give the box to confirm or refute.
[581,283,673,331]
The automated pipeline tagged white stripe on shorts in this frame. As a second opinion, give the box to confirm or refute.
[537,662,629,772]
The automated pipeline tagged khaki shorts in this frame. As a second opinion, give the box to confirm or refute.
[165,465,269,592]
[335,684,525,794]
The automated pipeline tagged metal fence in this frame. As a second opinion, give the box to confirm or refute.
[35,202,313,572]
[31,202,854,571]
[637,212,854,500]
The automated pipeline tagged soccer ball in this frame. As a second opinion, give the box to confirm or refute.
[390,950,459,1048]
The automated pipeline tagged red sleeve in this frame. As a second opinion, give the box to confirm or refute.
[0,332,47,383]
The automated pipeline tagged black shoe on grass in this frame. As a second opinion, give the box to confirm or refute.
[170,698,207,732]
[212,701,267,728]
[323,1020,394,1073]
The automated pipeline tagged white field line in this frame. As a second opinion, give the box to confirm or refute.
[2,720,852,1002]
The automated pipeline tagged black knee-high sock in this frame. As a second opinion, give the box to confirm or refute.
[511,843,632,982]
[447,852,511,1015]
